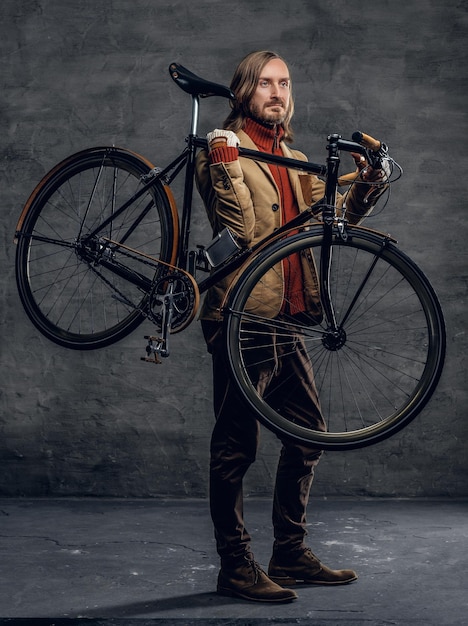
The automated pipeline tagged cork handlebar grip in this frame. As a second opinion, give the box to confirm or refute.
[352,130,382,153]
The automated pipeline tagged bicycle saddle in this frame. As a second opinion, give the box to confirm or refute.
[169,62,235,100]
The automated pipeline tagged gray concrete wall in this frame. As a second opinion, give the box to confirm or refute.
[1,0,466,498]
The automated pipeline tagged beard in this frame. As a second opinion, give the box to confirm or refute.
[248,100,286,126]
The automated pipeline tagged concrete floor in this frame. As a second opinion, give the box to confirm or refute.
[0,498,466,625]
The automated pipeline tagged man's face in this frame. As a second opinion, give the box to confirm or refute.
[248,58,291,125]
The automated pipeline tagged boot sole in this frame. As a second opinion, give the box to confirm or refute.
[269,574,358,586]
[217,586,298,603]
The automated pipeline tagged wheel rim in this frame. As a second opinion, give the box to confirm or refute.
[225,228,445,449]
[16,149,175,349]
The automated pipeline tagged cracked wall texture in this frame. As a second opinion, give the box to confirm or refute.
[0,0,467,497]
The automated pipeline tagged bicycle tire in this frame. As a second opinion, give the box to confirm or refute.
[15,147,179,349]
[224,225,446,450]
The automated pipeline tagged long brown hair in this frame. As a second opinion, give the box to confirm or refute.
[223,50,295,142]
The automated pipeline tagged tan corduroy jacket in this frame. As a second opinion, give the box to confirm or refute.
[195,129,380,321]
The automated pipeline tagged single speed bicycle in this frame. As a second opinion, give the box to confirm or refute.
[14,63,446,450]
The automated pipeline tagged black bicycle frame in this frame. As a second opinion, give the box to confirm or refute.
[80,92,369,331]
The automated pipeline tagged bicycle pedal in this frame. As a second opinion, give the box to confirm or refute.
[140,356,162,365]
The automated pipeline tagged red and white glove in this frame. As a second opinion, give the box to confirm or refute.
[207,129,240,151]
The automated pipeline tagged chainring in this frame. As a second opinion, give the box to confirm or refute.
[148,271,199,333]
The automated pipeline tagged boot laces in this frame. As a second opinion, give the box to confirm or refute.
[303,547,320,562]
[244,555,263,583]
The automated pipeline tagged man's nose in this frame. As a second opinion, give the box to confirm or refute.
[270,82,280,97]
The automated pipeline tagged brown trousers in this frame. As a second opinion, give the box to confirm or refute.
[202,319,325,567]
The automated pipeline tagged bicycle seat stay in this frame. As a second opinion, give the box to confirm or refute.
[169,62,235,100]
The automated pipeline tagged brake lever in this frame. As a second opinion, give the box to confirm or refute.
[352,130,389,171]
[366,143,389,170]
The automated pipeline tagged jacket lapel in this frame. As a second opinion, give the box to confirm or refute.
[238,130,307,212]
[282,143,308,213]
[238,130,276,183]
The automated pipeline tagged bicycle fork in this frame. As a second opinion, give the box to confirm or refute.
[320,134,341,333]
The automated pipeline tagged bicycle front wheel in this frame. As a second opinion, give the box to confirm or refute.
[224,226,446,449]
[15,147,178,349]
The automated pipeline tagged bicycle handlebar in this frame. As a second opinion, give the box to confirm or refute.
[352,130,382,152]
[350,130,389,172]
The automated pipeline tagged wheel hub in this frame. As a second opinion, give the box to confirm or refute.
[75,237,114,264]
[322,326,347,351]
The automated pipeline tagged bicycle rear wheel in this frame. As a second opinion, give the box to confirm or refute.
[15,147,178,349]
[224,226,446,449]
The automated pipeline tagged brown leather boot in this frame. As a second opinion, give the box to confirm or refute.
[268,547,358,586]
[217,556,298,602]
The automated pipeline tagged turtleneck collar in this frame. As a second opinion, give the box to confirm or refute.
[244,117,284,154]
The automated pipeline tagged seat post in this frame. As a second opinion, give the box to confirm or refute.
[178,94,201,270]
[190,95,200,136]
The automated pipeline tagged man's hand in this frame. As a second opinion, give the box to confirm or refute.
[351,152,391,183]
[207,129,240,151]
